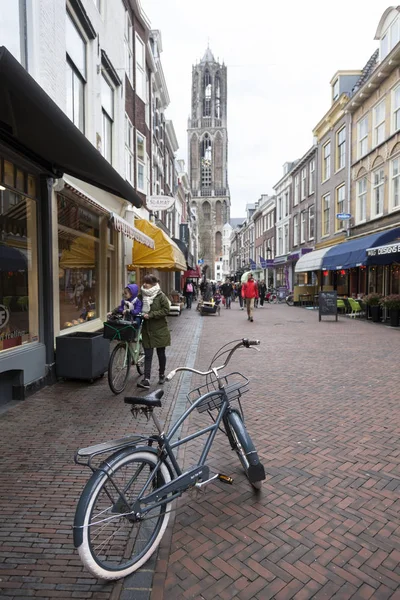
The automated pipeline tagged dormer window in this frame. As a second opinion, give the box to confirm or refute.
[376,10,400,61]
[381,33,389,60]
[332,79,339,101]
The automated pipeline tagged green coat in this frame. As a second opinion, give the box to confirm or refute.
[139,291,171,349]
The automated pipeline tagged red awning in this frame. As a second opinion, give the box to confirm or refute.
[183,266,201,278]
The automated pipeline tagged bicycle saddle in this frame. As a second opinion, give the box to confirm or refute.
[124,389,164,407]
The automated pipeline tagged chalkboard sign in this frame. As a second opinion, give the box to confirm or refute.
[319,291,338,321]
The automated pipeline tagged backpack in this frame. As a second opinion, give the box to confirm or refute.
[186,283,193,293]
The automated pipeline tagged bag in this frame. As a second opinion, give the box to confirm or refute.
[222,296,226,305]
[186,283,193,293]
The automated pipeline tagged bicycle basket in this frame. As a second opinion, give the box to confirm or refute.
[103,320,138,342]
[187,372,249,413]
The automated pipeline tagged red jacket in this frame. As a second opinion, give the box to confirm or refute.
[241,279,259,299]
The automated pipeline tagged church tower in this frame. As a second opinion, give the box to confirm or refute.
[188,48,230,280]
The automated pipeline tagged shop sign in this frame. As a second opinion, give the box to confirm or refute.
[147,195,175,211]
[0,304,10,329]
[367,243,400,257]
[336,213,351,220]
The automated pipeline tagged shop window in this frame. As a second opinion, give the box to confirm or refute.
[57,194,100,330]
[0,186,39,352]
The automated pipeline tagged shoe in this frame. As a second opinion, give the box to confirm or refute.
[158,375,165,385]
[250,318,254,322]
[137,378,150,389]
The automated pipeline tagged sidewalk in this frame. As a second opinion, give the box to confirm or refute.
[1,302,400,600]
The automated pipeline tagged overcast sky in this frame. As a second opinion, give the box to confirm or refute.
[141,0,390,217]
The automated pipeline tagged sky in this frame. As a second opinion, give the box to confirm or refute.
[141,0,391,218]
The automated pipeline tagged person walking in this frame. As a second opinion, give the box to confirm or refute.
[221,279,233,309]
[241,273,259,322]
[259,280,267,308]
[237,282,244,310]
[183,278,194,309]
[137,274,171,389]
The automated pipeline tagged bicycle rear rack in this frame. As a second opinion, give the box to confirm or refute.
[74,434,155,470]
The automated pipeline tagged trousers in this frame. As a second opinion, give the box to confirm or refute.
[144,347,166,379]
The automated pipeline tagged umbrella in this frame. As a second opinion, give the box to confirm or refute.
[240,271,253,283]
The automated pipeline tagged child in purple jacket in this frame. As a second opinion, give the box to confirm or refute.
[111,284,142,327]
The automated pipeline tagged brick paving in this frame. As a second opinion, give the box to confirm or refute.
[1,302,400,600]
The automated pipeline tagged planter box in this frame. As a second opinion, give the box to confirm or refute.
[56,331,110,381]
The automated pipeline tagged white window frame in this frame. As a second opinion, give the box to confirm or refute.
[278,227,283,255]
[308,205,314,240]
[301,168,306,200]
[135,33,145,101]
[372,168,384,218]
[124,11,133,83]
[336,127,346,171]
[309,159,315,195]
[322,193,330,236]
[66,12,86,133]
[333,79,339,102]
[323,141,331,181]
[136,131,146,193]
[335,185,346,232]
[358,116,368,158]
[393,85,400,133]
[300,210,306,243]
[101,73,114,164]
[284,192,289,216]
[373,100,385,147]
[293,214,299,246]
[125,114,134,185]
[391,157,400,211]
[294,175,299,205]
[277,196,282,221]
[356,177,367,223]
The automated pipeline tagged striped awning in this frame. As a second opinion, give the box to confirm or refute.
[110,213,154,249]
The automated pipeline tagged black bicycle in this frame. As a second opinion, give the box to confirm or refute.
[73,338,265,580]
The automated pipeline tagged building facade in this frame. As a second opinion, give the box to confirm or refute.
[187,48,230,279]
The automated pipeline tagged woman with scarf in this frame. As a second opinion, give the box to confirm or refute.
[137,274,171,390]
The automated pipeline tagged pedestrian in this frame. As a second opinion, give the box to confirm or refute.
[259,280,267,307]
[137,274,171,389]
[183,278,194,309]
[241,273,259,322]
[237,282,244,310]
[108,283,142,327]
[221,278,233,309]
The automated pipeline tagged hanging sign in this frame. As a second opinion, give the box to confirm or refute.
[336,213,351,220]
[147,195,175,211]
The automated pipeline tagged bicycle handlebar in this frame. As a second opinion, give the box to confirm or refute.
[165,338,260,382]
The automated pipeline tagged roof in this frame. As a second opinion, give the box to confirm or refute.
[351,49,379,95]
[200,47,215,64]
[230,218,244,228]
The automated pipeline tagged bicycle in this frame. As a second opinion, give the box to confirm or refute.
[73,338,265,580]
[103,314,145,394]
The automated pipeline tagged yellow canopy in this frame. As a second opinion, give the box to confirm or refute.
[132,219,186,271]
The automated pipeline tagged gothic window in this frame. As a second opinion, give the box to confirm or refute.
[214,132,223,188]
[215,200,222,225]
[201,134,212,188]
[202,201,211,221]
[190,134,199,185]
[203,70,211,117]
[222,200,228,224]
[215,73,221,118]
[215,231,222,256]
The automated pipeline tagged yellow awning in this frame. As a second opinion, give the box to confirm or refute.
[132,219,186,271]
[59,234,95,269]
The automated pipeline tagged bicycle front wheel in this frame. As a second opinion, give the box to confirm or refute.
[224,409,265,490]
[286,295,294,307]
[108,342,131,394]
[74,449,171,580]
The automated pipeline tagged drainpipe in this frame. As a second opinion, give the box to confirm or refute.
[346,111,352,239]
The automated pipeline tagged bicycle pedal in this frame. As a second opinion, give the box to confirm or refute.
[217,474,234,485]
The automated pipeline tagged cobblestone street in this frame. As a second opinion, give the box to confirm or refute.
[1,301,400,600]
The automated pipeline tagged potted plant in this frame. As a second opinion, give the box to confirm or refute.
[380,294,400,327]
[364,292,383,322]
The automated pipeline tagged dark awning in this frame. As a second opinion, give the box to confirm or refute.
[0,46,142,207]
[366,238,400,265]
[172,238,194,269]
[322,228,400,270]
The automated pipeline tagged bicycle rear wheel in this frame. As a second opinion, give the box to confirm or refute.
[286,295,294,307]
[135,341,145,376]
[224,409,265,490]
[108,342,131,394]
[74,449,171,580]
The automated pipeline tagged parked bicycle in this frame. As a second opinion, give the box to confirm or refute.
[103,314,145,394]
[73,338,265,580]
[266,287,294,306]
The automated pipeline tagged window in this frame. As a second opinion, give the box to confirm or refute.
[391,158,400,210]
[284,192,289,216]
[293,214,299,246]
[0,0,28,67]
[92,0,101,11]
[284,224,288,254]
[136,132,146,192]
[357,178,367,223]
[373,101,385,146]
[201,134,212,188]
[294,175,299,205]
[101,74,114,163]
[309,160,315,194]
[336,185,345,231]
[0,177,39,351]
[393,86,400,132]
[135,34,145,100]
[301,168,306,200]
[277,196,282,220]
[391,18,400,50]
[332,79,339,101]
[372,168,384,217]
[323,142,331,181]
[125,115,134,185]
[381,33,389,60]
[124,12,133,82]
[358,116,368,158]
[278,228,283,255]
[336,127,346,171]
[300,210,306,243]
[145,72,150,127]
[322,193,330,236]
[203,71,212,117]
[66,12,86,132]
[57,194,99,331]
[308,205,315,240]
